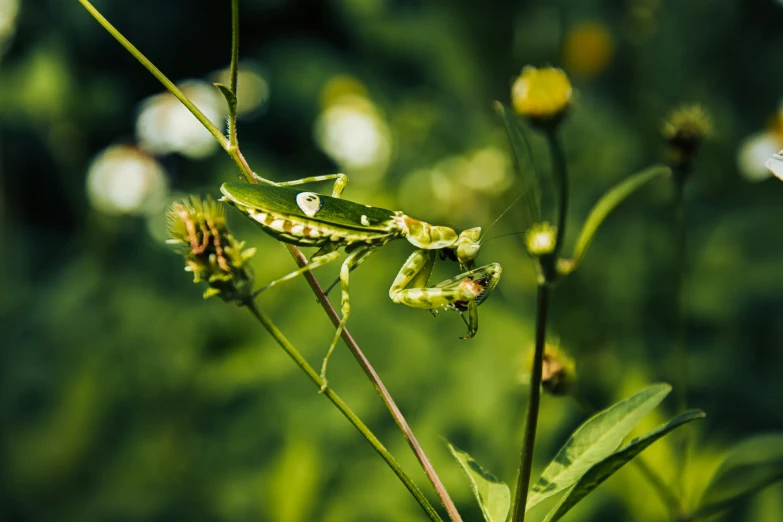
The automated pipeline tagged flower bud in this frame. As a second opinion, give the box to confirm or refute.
[167,196,256,303]
[511,66,572,128]
[662,105,712,178]
[525,222,557,257]
[523,342,577,396]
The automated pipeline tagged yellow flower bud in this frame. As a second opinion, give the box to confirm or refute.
[525,222,557,257]
[511,67,572,126]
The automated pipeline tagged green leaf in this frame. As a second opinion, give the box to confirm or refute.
[527,383,672,510]
[215,82,238,120]
[447,442,510,522]
[494,101,542,226]
[692,433,783,520]
[543,409,706,522]
[563,165,671,275]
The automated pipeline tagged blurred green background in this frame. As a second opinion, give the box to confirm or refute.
[2,0,783,520]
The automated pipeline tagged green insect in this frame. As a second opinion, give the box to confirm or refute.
[220,174,502,389]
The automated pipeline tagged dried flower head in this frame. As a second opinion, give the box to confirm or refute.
[167,196,256,303]
[525,222,557,257]
[511,66,572,127]
[663,104,712,177]
[522,341,577,396]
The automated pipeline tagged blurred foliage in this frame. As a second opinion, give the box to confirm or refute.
[2,0,783,521]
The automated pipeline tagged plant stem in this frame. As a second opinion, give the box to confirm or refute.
[78,0,230,151]
[283,244,464,522]
[511,127,567,521]
[242,300,443,522]
[512,283,550,522]
[549,129,569,262]
[673,178,688,414]
[673,176,691,501]
[228,0,239,149]
[79,3,461,518]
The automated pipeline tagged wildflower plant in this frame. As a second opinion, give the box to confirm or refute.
[75,2,783,522]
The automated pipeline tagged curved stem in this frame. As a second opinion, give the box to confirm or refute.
[79,3,461,518]
[511,283,550,522]
[243,300,443,522]
[283,245,464,522]
[78,0,229,151]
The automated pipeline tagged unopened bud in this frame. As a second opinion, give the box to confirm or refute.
[525,222,557,257]
[663,104,712,178]
[511,66,573,129]
[523,342,577,396]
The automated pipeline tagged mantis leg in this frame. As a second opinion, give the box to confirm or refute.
[390,255,502,339]
[253,250,342,296]
[256,173,349,198]
[319,245,374,392]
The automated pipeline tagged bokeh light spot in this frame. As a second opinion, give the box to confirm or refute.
[86,144,169,216]
[136,80,225,160]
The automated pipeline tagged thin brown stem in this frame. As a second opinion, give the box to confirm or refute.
[283,245,464,522]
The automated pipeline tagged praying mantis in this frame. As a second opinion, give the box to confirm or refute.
[220,173,502,388]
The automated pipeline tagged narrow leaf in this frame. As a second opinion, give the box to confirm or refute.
[564,165,671,274]
[692,433,783,520]
[447,442,511,522]
[494,101,541,226]
[215,82,238,120]
[543,409,706,522]
[527,383,671,510]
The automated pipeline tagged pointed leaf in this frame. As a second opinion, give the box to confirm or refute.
[692,433,783,520]
[495,101,541,226]
[564,165,671,274]
[527,383,671,510]
[543,409,706,522]
[215,82,238,119]
[447,442,511,522]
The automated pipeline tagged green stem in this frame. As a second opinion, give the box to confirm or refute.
[78,0,229,151]
[228,0,239,148]
[673,179,688,414]
[549,129,569,261]
[79,3,461,518]
[243,300,443,522]
[283,245,465,522]
[673,176,691,501]
[511,283,550,522]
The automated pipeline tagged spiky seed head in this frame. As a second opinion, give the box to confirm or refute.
[511,66,572,128]
[662,104,712,178]
[525,222,557,257]
[167,196,256,303]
